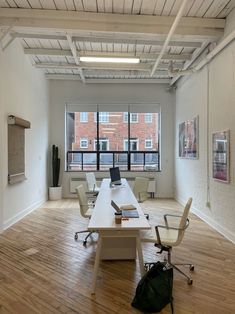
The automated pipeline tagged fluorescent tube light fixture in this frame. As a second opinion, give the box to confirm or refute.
[80,56,140,64]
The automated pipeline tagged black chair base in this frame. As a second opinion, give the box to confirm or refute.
[74,230,93,246]
[154,243,194,285]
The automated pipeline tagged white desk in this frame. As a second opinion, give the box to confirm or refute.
[88,178,150,293]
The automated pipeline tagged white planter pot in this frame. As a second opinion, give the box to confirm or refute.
[49,186,62,200]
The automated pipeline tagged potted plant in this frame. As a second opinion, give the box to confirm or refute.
[49,145,62,200]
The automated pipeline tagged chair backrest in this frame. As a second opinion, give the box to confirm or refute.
[133,177,150,202]
[76,184,89,218]
[85,172,98,192]
[175,197,193,246]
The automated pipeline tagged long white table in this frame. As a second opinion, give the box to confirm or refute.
[88,178,151,294]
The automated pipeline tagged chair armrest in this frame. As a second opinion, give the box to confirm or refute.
[164,213,183,227]
[155,219,190,244]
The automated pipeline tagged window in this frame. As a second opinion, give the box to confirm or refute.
[145,113,152,123]
[94,112,109,123]
[123,112,138,123]
[80,112,88,122]
[124,138,138,151]
[145,138,152,149]
[94,138,109,151]
[80,138,88,148]
[66,106,160,172]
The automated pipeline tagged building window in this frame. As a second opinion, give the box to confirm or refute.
[145,113,152,123]
[80,138,88,148]
[80,112,88,122]
[123,112,138,123]
[94,112,109,123]
[145,139,152,149]
[124,138,139,151]
[94,138,109,151]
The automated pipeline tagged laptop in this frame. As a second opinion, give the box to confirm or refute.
[111,200,139,218]
[109,167,122,185]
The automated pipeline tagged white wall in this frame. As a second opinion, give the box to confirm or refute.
[175,12,235,243]
[0,39,49,230]
[49,81,175,198]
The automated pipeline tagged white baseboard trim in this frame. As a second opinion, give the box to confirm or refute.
[175,196,235,244]
[3,198,47,231]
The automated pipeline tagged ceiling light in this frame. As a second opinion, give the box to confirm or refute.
[80,56,140,64]
[102,131,114,134]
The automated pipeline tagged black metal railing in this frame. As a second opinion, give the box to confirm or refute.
[66,150,160,172]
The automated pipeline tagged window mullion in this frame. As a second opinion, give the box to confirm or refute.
[128,111,131,171]
[97,111,100,171]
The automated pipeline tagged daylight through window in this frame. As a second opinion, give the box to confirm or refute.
[66,105,160,171]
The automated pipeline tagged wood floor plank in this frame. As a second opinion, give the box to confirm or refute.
[0,199,235,314]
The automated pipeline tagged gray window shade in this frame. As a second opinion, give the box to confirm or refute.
[66,104,159,113]
[8,115,30,184]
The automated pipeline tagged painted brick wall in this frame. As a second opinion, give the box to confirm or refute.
[175,39,235,243]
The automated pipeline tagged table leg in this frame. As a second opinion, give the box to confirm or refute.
[136,235,145,277]
[91,235,102,294]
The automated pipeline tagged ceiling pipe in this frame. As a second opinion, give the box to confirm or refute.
[169,29,235,79]
[150,0,188,77]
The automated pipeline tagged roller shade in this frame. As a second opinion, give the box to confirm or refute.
[129,104,160,113]
[66,104,98,113]
[66,104,160,113]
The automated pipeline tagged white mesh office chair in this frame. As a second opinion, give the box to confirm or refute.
[142,198,194,284]
[74,184,95,246]
[133,177,150,219]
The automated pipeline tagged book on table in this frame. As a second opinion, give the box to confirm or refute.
[111,200,139,218]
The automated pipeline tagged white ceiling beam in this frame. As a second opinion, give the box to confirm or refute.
[66,34,85,83]
[12,32,203,48]
[34,62,156,72]
[0,8,225,38]
[24,48,191,61]
[45,74,170,84]
[73,36,203,48]
[151,0,188,77]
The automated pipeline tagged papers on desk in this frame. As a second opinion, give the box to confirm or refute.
[111,200,139,218]
[120,204,136,210]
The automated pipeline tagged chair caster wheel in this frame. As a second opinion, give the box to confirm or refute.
[83,241,87,246]
[188,278,193,285]
[189,265,194,271]
[74,234,78,240]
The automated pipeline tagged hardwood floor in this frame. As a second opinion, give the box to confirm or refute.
[0,199,235,314]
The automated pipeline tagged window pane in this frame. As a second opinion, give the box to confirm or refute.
[66,111,97,170]
[115,153,128,170]
[99,112,128,152]
[130,112,159,171]
[145,113,152,123]
[83,153,97,171]
[100,153,113,170]
[80,112,88,122]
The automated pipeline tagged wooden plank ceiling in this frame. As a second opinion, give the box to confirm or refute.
[0,0,234,84]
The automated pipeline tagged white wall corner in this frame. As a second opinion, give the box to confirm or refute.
[176,196,235,244]
[3,198,47,231]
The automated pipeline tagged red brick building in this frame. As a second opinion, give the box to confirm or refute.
[72,112,159,152]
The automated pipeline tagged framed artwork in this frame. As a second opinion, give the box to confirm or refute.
[212,130,230,183]
[179,116,199,159]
